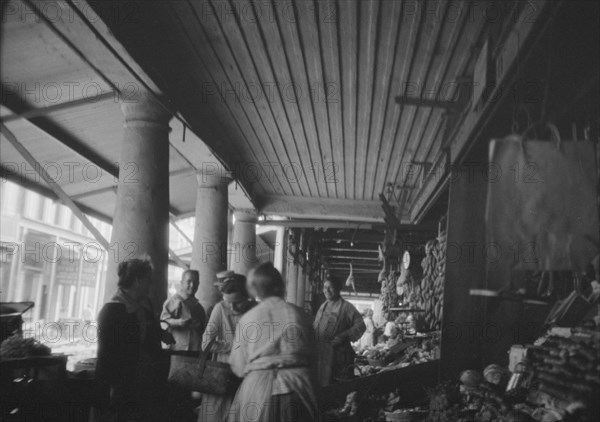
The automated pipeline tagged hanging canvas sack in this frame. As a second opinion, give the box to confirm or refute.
[486,123,599,271]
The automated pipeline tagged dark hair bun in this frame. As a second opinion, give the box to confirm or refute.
[117,258,153,289]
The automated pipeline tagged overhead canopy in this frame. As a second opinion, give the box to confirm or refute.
[1,0,538,224]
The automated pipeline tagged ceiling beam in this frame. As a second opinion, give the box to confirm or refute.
[1,123,110,250]
[324,248,378,253]
[1,101,184,216]
[327,268,380,273]
[1,100,119,178]
[395,95,462,112]
[70,185,117,200]
[257,219,385,229]
[0,166,112,223]
[325,255,379,261]
[316,232,384,243]
[1,92,116,122]
[256,195,387,222]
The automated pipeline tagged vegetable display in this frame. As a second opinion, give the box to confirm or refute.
[0,334,51,358]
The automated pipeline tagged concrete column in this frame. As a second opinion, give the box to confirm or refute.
[105,95,171,312]
[286,257,298,304]
[230,209,257,276]
[296,264,305,308]
[227,209,234,269]
[191,172,230,311]
[273,227,285,273]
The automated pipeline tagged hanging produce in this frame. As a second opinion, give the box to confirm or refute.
[346,263,356,294]
[379,264,399,315]
[408,230,447,331]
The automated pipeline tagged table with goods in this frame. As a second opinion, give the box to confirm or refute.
[323,316,600,422]
[350,231,447,377]
[321,232,448,421]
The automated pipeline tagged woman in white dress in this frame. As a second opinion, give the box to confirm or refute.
[228,262,319,422]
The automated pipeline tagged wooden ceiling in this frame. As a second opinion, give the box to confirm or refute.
[1,0,540,224]
[88,0,505,221]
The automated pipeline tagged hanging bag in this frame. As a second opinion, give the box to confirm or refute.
[167,337,240,395]
[486,123,599,271]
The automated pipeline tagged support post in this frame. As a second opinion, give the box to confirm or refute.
[296,264,305,308]
[191,171,230,311]
[104,94,172,313]
[230,209,258,276]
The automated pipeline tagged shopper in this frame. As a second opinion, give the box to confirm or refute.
[93,258,167,422]
[161,269,206,351]
[228,262,319,422]
[313,278,366,386]
[197,273,255,422]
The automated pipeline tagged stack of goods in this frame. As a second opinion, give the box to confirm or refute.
[0,334,51,358]
[421,330,600,422]
[409,232,447,331]
[527,334,600,421]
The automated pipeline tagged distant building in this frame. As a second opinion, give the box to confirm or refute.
[0,179,193,324]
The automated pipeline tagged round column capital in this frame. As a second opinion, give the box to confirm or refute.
[233,209,258,223]
[196,169,232,188]
[121,93,172,127]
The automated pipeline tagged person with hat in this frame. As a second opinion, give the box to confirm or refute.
[197,272,256,422]
[204,270,237,319]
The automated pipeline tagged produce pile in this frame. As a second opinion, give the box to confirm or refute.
[355,335,440,376]
[0,334,51,358]
[423,331,600,422]
[409,232,447,331]
[527,334,600,421]
[424,369,534,422]
[380,337,440,372]
[358,343,394,364]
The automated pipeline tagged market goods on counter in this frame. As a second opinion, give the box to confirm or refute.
[0,334,51,358]
[420,327,600,422]
[354,334,440,376]
[460,369,483,389]
[402,232,446,331]
[483,364,509,387]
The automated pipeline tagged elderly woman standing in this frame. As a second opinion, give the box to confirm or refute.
[228,262,318,422]
[313,278,366,386]
[197,274,255,422]
[93,258,167,422]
